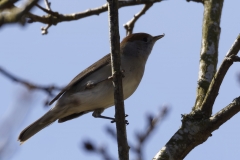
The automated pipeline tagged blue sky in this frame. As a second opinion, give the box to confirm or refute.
[1,0,240,160]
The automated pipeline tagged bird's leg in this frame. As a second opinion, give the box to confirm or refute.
[95,115,115,121]
[92,108,115,121]
[92,109,129,125]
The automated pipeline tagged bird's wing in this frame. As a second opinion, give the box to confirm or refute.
[49,54,111,105]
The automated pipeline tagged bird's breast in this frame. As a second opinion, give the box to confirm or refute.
[121,59,145,99]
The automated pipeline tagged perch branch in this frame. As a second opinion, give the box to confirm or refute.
[108,0,129,159]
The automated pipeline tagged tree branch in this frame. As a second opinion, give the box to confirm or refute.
[107,0,129,160]
[123,3,153,36]
[200,34,240,114]
[26,0,162,25]
[210,96,240,131]
[153,97,240,160]
[83,140,115,160]
[0,67,62,97]
[35,1,57,35]
[0,0,17,10]
[153,34,240,160]
[0,0,38,26]
[132,107,168,160]
[193,0,224,115]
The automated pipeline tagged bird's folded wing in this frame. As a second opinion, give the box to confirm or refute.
[49,54,111,105]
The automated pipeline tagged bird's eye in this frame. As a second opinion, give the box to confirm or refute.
[142,37,148,42]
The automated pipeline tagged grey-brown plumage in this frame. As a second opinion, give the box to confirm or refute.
[18,33,164,143]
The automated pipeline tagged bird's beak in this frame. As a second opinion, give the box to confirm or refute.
[153,34,165,42]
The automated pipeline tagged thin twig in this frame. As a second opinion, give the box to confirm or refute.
[35,1,56,34]
[26,0,162,25]
[35,3,58,16]
[82,140,116,160]
[44,0,51,10]
[41,23,51,35]
[0,67,62,96]
[124,3,153,36]
[132,107,168,160]
[200,34,240,115]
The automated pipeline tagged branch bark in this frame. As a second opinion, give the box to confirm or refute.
[200,34,240,115]
[193,0,224,115]
[123,3,153,36]
[0,0,38,26]
[153,95,240,160]
[0,67,62,96]
[26,0,162,25]
[153,34,240,160]
[107,0,129,160]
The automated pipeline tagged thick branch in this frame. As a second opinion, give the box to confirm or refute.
[153,96,240,160]
[193,0,224,113]
[26,0,162,25]
[0,0,17,10]
[107,0,129,160]
[124,3,153,36]
[153,34,240,160]
[0,0,38,26]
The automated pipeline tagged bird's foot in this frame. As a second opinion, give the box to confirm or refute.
[94,114,129,125]
[110,114,129,125]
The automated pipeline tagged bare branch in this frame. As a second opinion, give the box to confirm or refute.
[0,0,38,26]
[124,3,153,36]
[35,1,57,34]
[0,89,34,160]
[44,0,51,10]
[82,140,116,160]
[200,34,240,115]
[0,67,62,97]
[105,126,117,140]
[193,0,224,115]
[153,34,240,160]
[132,107,169,160]
[26,0,162,25]
[108,0,129,159]
[35,3,58,16]
[210,96,240,131]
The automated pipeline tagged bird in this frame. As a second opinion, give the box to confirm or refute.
[18,32,164,143]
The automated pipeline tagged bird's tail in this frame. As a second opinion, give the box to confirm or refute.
[18,110,58,143]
